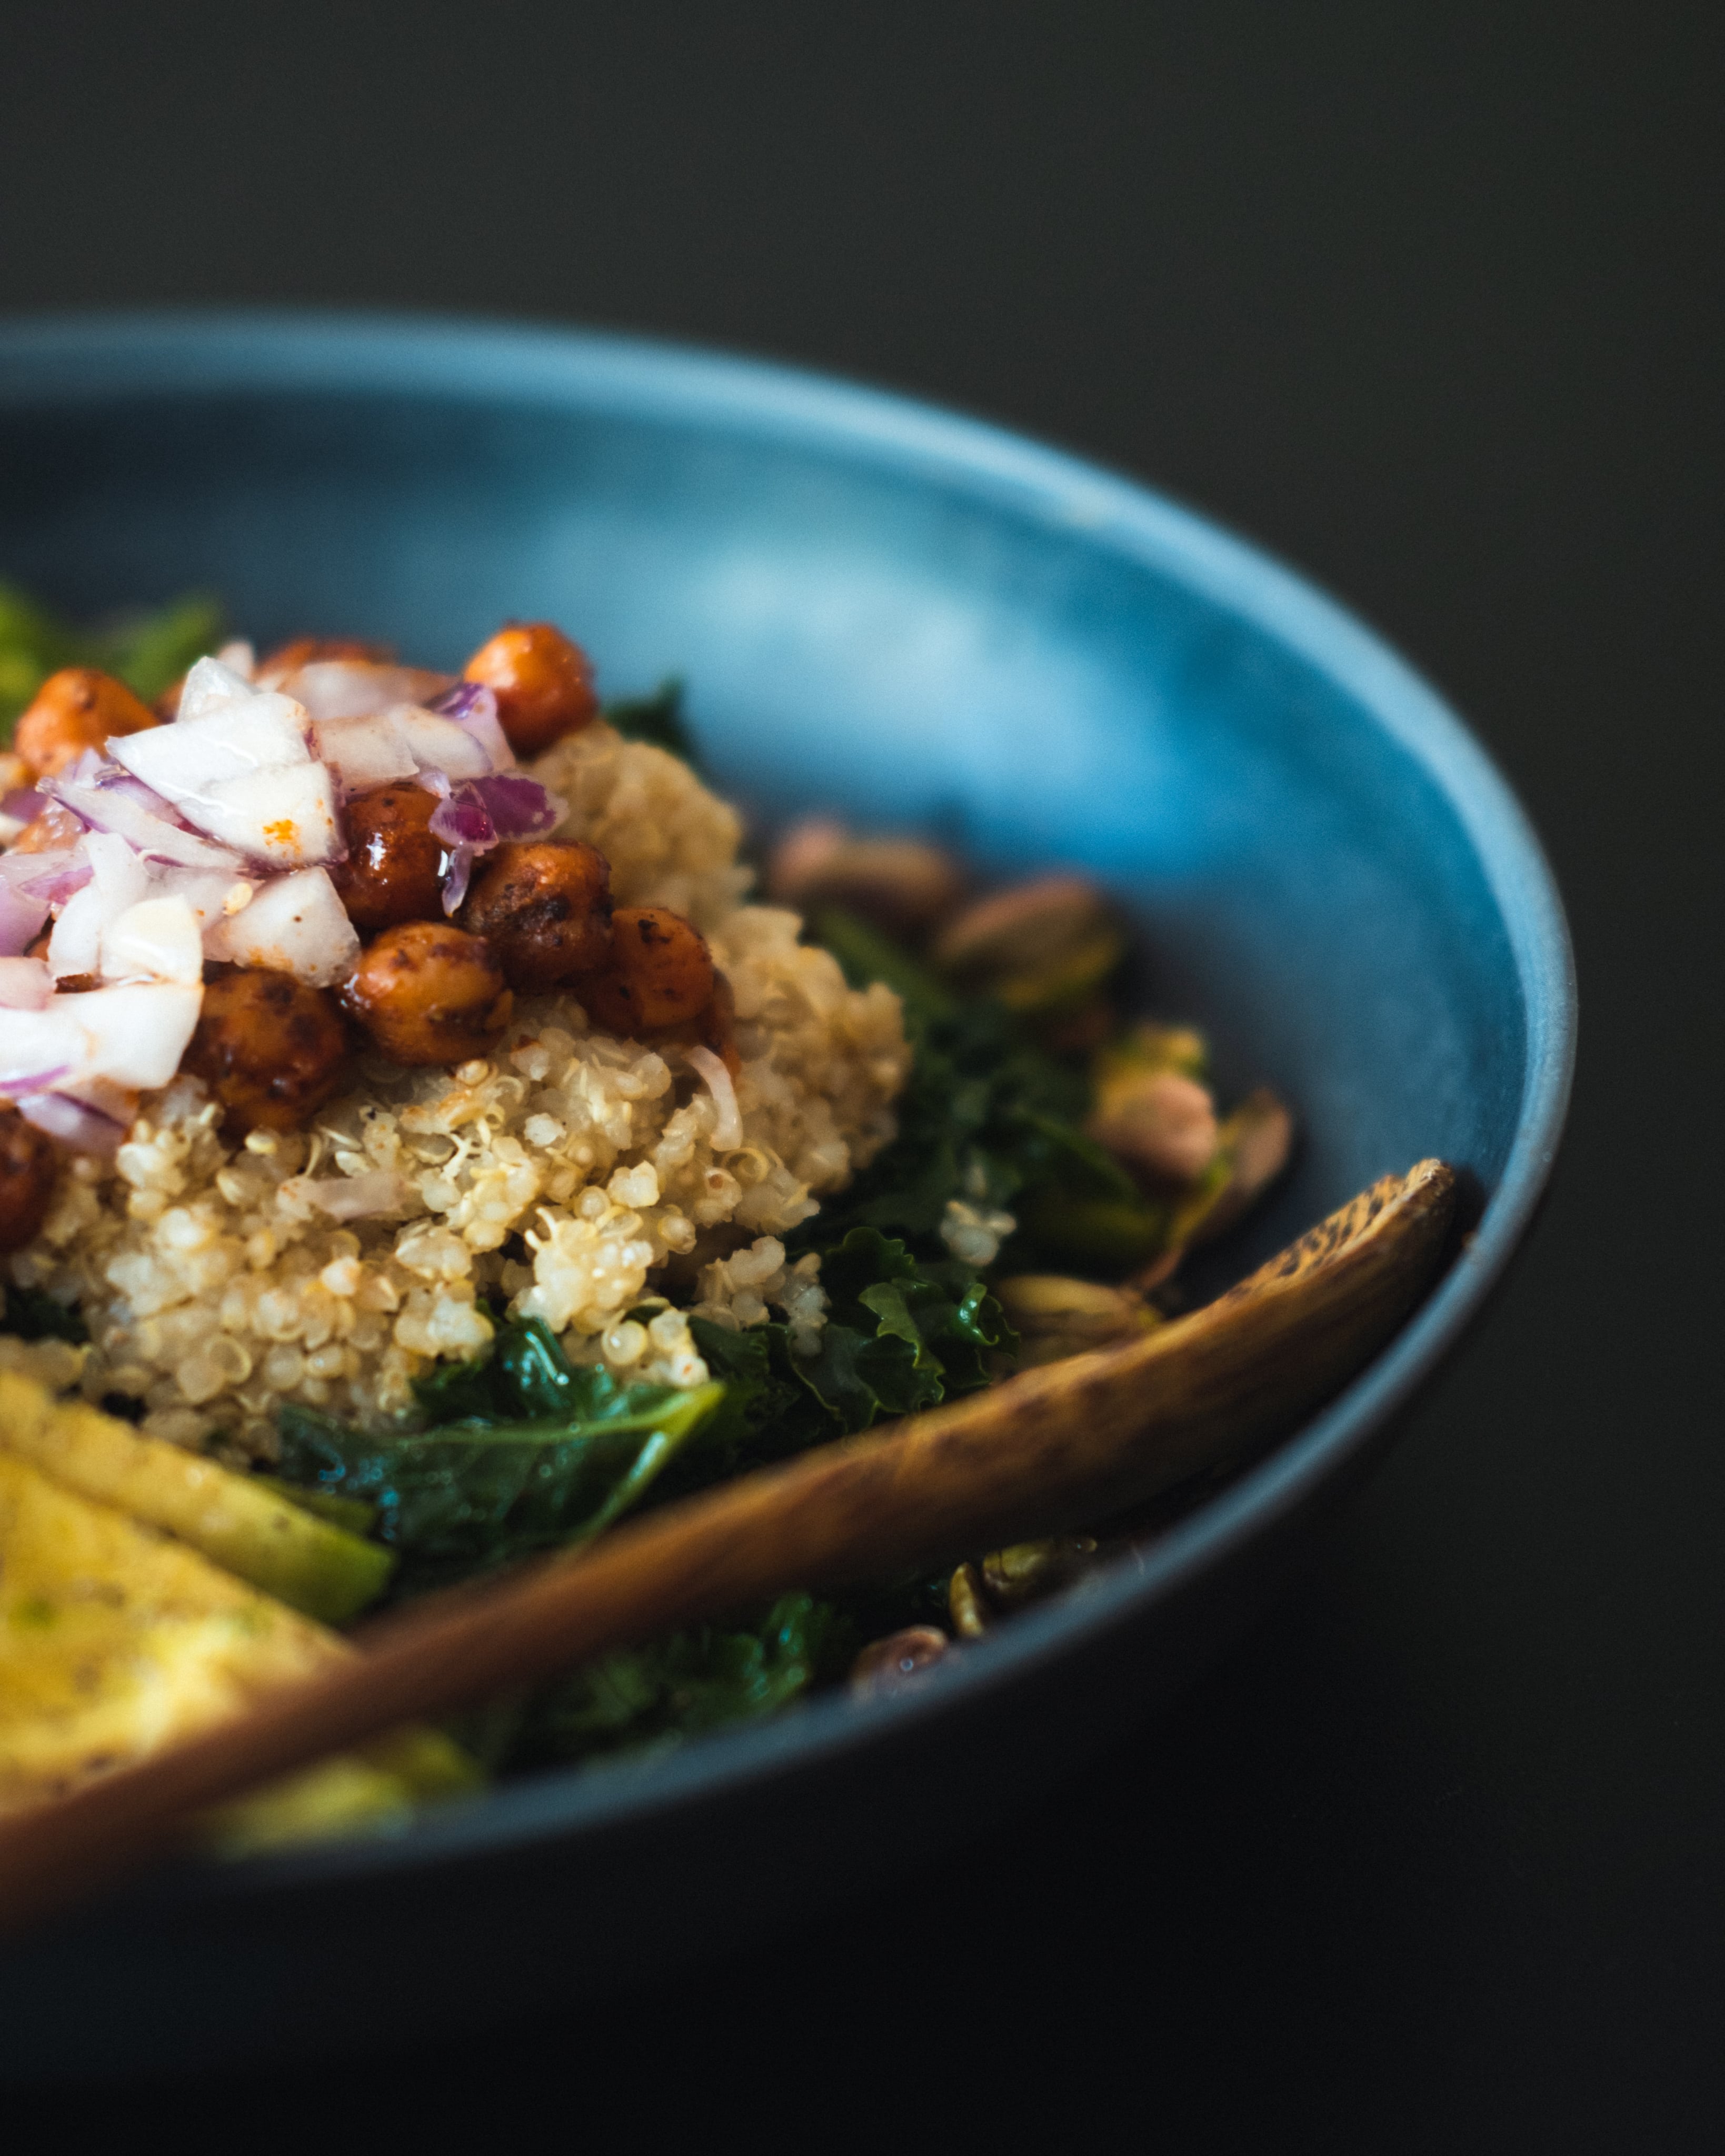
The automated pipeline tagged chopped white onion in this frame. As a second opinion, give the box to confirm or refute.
[49,833,149,980]
[0,982,199,1096]
[146,866,256,937]
[390,706,494,780]
[277,662,453,718]
[686,1046,742,1150]
[101,895,205,987]
[73,983,203,1090]
[213,640,256,678]
[311,711,420,791]
[202,866,360,986]
[111,667,336,865]
[0,1005,82,1093]
[168,661,311,753]
[183,759,342,867]
[48,776,244,873]
[0,957,54,1011]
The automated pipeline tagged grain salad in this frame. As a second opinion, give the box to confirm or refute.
[0,596,1293,1824]
[2,644,910,1459]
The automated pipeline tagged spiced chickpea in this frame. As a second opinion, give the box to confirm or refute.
[458,841,612,991]
[182,970,351,1134]
[330,783,446,930]
[11,800,84,854]
[13,667,157,781]
[255,635,393,683]
[341,921,513,1066]
[461,623,597,756]
[0,1104,58,1253]
[577,906,715,1036]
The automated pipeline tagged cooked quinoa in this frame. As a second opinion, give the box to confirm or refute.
[8,726,912,1459]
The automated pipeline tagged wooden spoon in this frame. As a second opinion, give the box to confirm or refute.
[0,1159,1455,1935]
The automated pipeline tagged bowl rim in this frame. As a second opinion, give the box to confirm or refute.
[0,307,1576,1910]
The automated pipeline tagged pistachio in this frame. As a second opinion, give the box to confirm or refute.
[993,1274,1162,1367]
[767,817,966,937]
[1179,1085,1294,1249]
[849,1625,951,1696]
[1087,1066,1220,1186]
[946,1561,990,1638]
[1128,1086,1295,1293]
[980,1534,1100,1608]
[931,874,1124,1011]
[1098,1021,1209,1083]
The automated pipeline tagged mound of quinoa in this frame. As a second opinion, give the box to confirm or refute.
[8,726,912,1460]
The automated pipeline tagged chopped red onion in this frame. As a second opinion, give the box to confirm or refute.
[433,682,515,770]
[16,1090,128,1155]
[474,771,563,839]
[0,849,93,910]
[427,786,495,851]
[48,776,244,873]
[686,1046,743,1150]
[2,787,45,824]
[423,772,565,913]
[0,879,50,958]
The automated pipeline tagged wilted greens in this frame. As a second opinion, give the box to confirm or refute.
[0,584,224,733]
[809,907,1172,1270]
[276,1319,725,1602]
[257,909,1183,1768]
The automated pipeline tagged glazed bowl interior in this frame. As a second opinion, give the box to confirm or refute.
[0,315,1572,2073]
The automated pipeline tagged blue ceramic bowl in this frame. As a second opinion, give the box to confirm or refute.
[0,314,1573,2077]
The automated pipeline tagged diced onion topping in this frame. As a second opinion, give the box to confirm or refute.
[686,1046,742,1150]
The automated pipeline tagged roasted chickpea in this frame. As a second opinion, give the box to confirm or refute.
[0,1104,59,1252]
[340,921,513,1066]
[330,783,446,931]
[182,970,351,1134]
[255,635,394,683]
[11,800,84,854]
[576,906,715,1036]
[13,667,158,781]
[461,623,597,756]
[458,841,612,991]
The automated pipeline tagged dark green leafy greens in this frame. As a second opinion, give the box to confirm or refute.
[808,907,1172,1270]
[275,1317,724,1601]
[258,904,1170,1765]
[2,1283,88,1344]
[462,1592,849,1772]
[0,585,224,732]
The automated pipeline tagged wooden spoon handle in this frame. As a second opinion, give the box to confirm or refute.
[0,1160,1454,1935]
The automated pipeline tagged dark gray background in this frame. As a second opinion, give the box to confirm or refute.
[6,3,1720,2145]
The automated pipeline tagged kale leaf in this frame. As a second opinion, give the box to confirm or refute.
[806,906,1170,1271]
[276,1318,725,1600]
[2,1283,88,1344]
[480,1590,848,1771]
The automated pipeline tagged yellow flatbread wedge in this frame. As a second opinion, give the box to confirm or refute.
[0,1453,472,1848]
[0,1371,392,1622]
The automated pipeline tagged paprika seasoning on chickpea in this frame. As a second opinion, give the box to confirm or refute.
[13,667,158,781]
